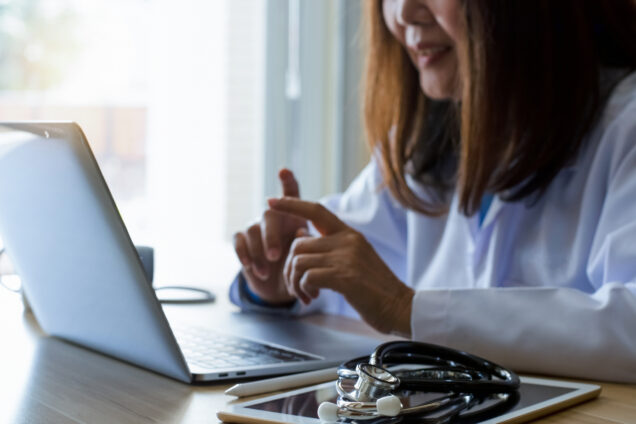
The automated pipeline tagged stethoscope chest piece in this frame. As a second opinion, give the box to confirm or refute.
[353,363,399,402]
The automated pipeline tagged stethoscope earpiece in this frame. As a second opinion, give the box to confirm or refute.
[317,401,339,422]
[318,395,402,422]
[376,395,402,417]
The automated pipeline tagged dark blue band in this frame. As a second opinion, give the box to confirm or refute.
[238,273,296,309]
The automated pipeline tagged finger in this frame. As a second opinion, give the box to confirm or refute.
[283,258,311,305]
[233,232,251,268]
[246,224,269,279]
[299,268,334,299]
[288,253,327,300]
[283,230,312,302]
[306,286,319,299]
[295,227,309,237]
[284,235,336,283]
[268,198,347,235]
[261,209,284,261]
[241,266,260,289]
[279,168,300,198]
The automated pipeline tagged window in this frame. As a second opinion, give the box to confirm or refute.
[0,0,366,292]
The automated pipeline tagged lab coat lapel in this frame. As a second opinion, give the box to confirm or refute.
[467,196,505,277]
[480,195,504,230]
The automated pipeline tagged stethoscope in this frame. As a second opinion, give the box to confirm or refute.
[318,341,520,423]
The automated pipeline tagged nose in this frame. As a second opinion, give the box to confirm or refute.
[396,0,435,27]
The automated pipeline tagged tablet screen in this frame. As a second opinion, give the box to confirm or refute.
[244,380,575,422]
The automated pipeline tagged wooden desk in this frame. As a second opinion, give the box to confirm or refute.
[0,290,634,424]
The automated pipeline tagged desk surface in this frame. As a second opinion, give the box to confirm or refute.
[0,290,634,424]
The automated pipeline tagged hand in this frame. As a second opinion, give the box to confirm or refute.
[232,170,306,305]
[268,197,414,336]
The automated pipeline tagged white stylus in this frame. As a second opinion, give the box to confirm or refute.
[224,367,337,397]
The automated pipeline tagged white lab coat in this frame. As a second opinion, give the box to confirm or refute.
[231,71,636,383]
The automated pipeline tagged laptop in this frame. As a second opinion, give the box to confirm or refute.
[0,121,379,383]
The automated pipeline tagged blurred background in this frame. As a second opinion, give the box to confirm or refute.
[0,0,368,289]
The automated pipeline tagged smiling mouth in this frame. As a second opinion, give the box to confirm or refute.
[416,46,452,66]
[420,46,450,56]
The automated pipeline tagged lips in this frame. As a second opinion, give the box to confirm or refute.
[419,46,450,56]
[415,46,451,67]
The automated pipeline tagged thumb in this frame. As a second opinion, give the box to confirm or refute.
[279,168,300,198]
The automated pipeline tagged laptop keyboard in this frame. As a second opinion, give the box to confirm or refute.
[173,325,317,371]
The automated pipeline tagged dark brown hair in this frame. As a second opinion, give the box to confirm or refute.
[363,0,636,216]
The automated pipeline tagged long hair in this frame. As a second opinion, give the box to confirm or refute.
[363,0,636,216]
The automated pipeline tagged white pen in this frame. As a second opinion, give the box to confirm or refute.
[225,367,337,397]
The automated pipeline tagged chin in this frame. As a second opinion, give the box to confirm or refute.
[422,90,449,100]
[419,76,458,101]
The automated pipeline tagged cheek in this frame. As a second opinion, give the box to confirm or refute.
[425,0,465,99]
[434,0,466,54]
[382,0,406,45]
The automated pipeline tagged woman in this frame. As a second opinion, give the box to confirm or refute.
[231,0,636,382]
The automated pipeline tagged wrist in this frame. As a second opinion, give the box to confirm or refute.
[392,286,414,338]
[240,273,296,308]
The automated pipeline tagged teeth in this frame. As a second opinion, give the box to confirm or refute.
[421,47,447,56]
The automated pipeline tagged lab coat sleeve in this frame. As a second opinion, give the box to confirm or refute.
[230,158,408,318]
[412,107,636,383]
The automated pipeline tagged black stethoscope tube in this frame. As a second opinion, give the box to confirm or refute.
[341,341,520,395]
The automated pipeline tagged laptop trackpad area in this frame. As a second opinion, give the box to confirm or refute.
[221,312,380,362]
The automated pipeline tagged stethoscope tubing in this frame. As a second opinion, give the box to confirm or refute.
[346,341,520,394]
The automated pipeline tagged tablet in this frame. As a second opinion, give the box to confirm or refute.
[218,376,600,424]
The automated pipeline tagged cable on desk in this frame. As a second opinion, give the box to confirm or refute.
[154,285,216,304]
[0,247,216,303]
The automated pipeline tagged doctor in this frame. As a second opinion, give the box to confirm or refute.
[231,0,636,382]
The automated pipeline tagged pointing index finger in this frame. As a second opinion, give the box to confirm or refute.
[268,197,346,235]
[279,168,300,198]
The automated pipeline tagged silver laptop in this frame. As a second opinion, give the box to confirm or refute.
[0,121,379,383]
